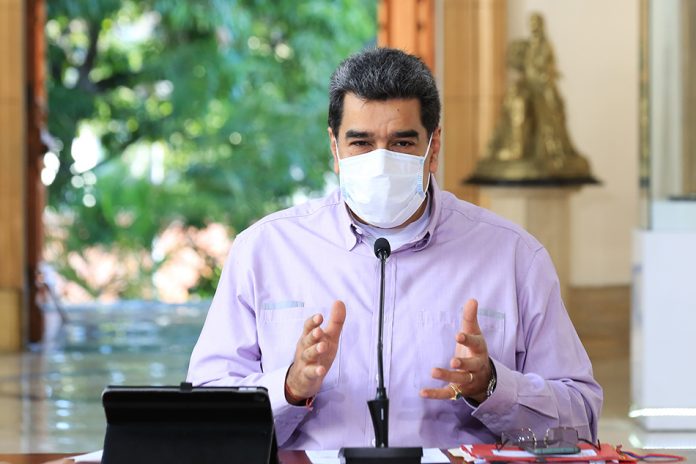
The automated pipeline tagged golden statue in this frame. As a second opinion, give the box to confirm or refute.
[471,13,595,182]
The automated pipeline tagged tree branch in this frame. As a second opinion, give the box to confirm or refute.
[94,72,138,92]
[77,19,101,93]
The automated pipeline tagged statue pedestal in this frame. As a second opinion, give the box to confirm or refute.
[631,204,696,433]
[479,186,580,320]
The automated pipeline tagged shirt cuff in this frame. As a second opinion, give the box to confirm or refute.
[468,358,518,432]
[256,365,311,445]
[260,364,312,415]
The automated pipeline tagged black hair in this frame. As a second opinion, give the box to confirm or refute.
[328,47,441,137]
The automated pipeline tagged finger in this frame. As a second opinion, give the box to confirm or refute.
[419,387,458,400]
[300,325,325,351]
[456,332,487,355]
[300,340,328,363]
[430,367,478,386]
[302,313,324,338]
[298,362,326,381]
[461,299,481,335]
[324,300,346,339]
[449,356,486,372]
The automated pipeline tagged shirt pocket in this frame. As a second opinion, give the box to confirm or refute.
[477,309,506,359]
[259,304,340,392]
[412,309,505,389]
[413,310,458,389]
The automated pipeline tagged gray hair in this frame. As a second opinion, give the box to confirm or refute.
[328,48,441,137]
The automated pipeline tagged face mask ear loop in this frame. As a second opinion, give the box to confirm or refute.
[421,133,434,194]
[334,137,341,160]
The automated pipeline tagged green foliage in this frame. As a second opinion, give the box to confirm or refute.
[45,0,376,299]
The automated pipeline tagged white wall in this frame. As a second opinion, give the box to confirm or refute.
[507,0,639,286]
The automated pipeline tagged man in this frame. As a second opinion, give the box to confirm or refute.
[187,48,602,450]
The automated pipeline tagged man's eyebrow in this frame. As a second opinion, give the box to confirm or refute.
[344,129,421,139]
[344,130,372,139]
[393,130,420,139]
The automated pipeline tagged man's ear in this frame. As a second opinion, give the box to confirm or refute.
[428,126,442,173]
[328,127,339,174]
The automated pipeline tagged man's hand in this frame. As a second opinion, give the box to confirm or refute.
[285,300,346,402]
[420,298,492,403]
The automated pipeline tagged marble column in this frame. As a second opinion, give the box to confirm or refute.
[480,186,578,320]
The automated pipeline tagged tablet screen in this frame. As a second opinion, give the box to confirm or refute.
[101,385,277,464]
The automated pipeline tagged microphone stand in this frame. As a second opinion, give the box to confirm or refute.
[339,238,422,464]
[368,245,389,446]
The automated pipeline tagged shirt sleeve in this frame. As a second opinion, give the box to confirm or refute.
[466,247,603,442]
[186,234,310,446]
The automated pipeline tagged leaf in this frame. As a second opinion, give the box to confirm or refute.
[46,0,376,300]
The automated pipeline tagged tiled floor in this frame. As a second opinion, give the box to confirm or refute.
[0,301,208,453]
[0,288,694,456]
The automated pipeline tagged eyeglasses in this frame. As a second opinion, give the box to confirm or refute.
[496,427,600,453]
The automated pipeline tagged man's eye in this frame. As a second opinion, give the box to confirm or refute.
[350,141,370,146]
[394,141,415,147]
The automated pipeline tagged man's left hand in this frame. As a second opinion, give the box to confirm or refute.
[420,298,492,404]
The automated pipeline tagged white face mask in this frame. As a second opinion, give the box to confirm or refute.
[337,135,433,229]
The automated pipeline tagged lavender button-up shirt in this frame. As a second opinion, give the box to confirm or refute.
[187,179,602,450]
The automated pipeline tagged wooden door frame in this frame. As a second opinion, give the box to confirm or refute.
[26,0,47,343]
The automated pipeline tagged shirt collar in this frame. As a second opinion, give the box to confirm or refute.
[337,174,444,252]
[335,192,361,251]
[412,175,442,251]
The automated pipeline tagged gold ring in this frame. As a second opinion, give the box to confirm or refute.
[468,371,474,384]
[449,383,463,401]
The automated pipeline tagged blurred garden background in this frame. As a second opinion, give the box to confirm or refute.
[0,3,377,451]
[42,0,376,304]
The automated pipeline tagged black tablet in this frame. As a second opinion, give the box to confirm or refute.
[101,384,278,464]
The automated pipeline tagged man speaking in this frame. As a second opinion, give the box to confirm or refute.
[187,47,602,449]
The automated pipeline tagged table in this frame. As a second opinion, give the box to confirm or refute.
[0,451,461,464]
[0,455,72,464]
[2,449,695,463]
[2,451,311,464]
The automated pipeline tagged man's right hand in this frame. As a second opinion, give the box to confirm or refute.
[285,300,346,403]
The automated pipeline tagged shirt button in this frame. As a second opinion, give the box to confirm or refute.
[371,439,376,446]
[375,374,379,382]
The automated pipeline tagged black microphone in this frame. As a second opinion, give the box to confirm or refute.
[339,238,422,464]
[374,237,391,261]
